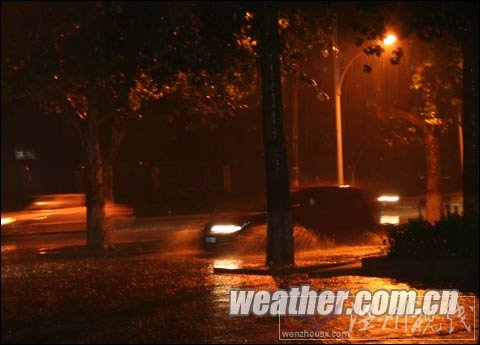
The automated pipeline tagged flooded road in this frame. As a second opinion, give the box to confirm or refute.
[1,214,477,343]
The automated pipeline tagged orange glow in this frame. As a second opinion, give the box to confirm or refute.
[1,244,17,252]
[383,34,397,46]
[213,259,241,270]
[278,18,289,29]
[1,217,16,226]
[380,215,400,225]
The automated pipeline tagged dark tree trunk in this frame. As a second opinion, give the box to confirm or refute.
[102,116,126,202]
[290,72,300,189]
[82,121,110,250]
[261,4,294,271]
[461,3,479,217]
[103,161,114,202]
[425,128,442,223]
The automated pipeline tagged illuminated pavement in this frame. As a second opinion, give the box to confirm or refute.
[1,208,477,344]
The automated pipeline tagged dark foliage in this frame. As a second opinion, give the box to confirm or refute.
[387,208,479,259]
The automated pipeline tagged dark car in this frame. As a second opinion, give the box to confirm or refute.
[202,186,378,249]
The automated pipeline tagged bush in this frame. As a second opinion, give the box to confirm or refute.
[386,207,479,259]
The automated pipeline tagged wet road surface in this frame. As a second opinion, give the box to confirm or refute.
[1,212,477,343]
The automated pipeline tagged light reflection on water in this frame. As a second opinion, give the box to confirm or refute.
[210,269,478,343]
[380,215,400,225]
[1,244,18,252]
[208,239,478,343]
[213,259,242,270]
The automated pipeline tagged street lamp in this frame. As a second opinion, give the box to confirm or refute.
[383,34,397,46]
[332,32,397,185]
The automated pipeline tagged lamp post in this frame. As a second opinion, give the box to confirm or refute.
[332,30,396,186]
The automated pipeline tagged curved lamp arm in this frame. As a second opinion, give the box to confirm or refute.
[336,50,365,96]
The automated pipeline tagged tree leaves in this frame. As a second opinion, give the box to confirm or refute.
[409,42,462,132]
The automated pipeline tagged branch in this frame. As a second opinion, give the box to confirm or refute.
[51,83,85,133]
[377,108,428,133]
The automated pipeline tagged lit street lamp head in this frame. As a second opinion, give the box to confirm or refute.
[383,34,397,46]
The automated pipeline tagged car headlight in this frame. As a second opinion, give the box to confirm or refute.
[377,195,400,203]
[210,224,243,234]
[1,217,16,226]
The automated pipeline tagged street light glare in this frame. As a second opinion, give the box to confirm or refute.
[383,34,397,46]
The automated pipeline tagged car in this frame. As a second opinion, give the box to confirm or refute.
[202,186,378,249]
[1,193,134,235]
